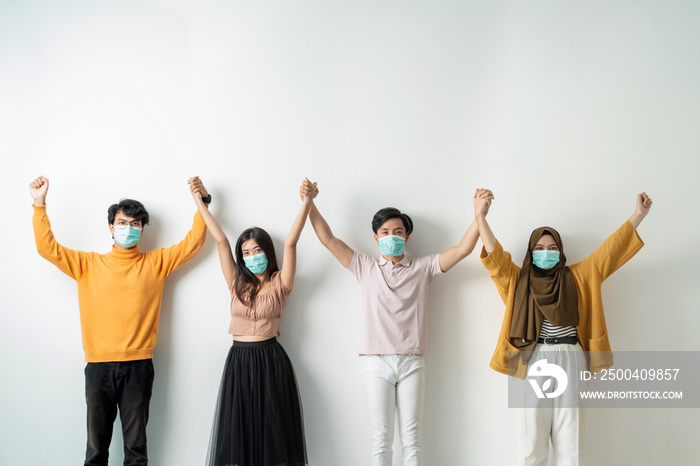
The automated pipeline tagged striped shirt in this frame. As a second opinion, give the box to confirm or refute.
[539,317,578,339]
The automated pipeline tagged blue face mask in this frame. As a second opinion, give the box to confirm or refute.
[532,250,560,270]
[113,225,141,248]
[244,253,268,275]
[378,235,406,257]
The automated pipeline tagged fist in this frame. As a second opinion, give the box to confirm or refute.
[636,192,653,215]
[29,176,49,203]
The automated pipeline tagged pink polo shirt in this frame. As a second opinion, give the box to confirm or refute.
[348,251,444,355]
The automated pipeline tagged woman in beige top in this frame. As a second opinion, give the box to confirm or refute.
[189,176,317,466]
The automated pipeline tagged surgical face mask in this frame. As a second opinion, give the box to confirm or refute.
[378,235,405,257]
[244,252,268,275]
[532,250,560,270]
[113,225,142,248]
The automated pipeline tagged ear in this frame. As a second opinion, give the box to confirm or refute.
[405,234,410,243]
[374,234,379,244]
[109,224,115,236]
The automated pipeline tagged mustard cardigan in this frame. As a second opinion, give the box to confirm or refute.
[481,220,644,379]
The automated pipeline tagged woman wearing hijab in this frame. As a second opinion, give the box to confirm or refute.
[473,189,653,465]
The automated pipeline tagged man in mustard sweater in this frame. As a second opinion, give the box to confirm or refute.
[29,175,209,466]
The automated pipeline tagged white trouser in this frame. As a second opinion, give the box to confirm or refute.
[365,354,425,466]
[514,343,587,466]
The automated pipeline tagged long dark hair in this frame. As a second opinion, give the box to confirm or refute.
[233,227,280,306]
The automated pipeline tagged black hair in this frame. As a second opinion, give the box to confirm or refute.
[233,227,280,305]
[371,207,414,235]
[108,199,150,226]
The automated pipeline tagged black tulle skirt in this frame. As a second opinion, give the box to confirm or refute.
[206,338,307,466]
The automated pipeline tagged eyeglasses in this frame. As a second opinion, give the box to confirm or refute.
[115,220,143,229]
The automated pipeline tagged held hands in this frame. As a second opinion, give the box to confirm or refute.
[187,176,210,202]
[29,176,49,206]
[300,177,318,202]
[473,188,494,217]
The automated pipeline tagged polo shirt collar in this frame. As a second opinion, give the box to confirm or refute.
[378,255,411,267]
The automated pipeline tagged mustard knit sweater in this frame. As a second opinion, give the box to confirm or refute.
[481,220,644,379]
[33,205,207,362]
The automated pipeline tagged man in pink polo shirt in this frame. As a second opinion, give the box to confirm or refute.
[304,179,493,466]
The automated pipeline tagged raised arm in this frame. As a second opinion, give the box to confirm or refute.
[438,221,479,273]
[438,188,494,272]
[474,188,497,252]
[574,193,652,280]
[188,176,236,287]
[628,192,653,229]
[279,178,319,289]
[30,175,87,279]
[306,180,354,268]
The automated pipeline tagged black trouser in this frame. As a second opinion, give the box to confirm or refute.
[84,359,154,466]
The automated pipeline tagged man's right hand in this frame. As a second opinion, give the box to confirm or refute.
[29,176,49,206]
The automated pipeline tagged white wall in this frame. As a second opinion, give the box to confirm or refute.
[1,1,698,464]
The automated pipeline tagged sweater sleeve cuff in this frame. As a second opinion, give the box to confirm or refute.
[481,241,504,264]
[192,208,208,231]
[623,219,645,248]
